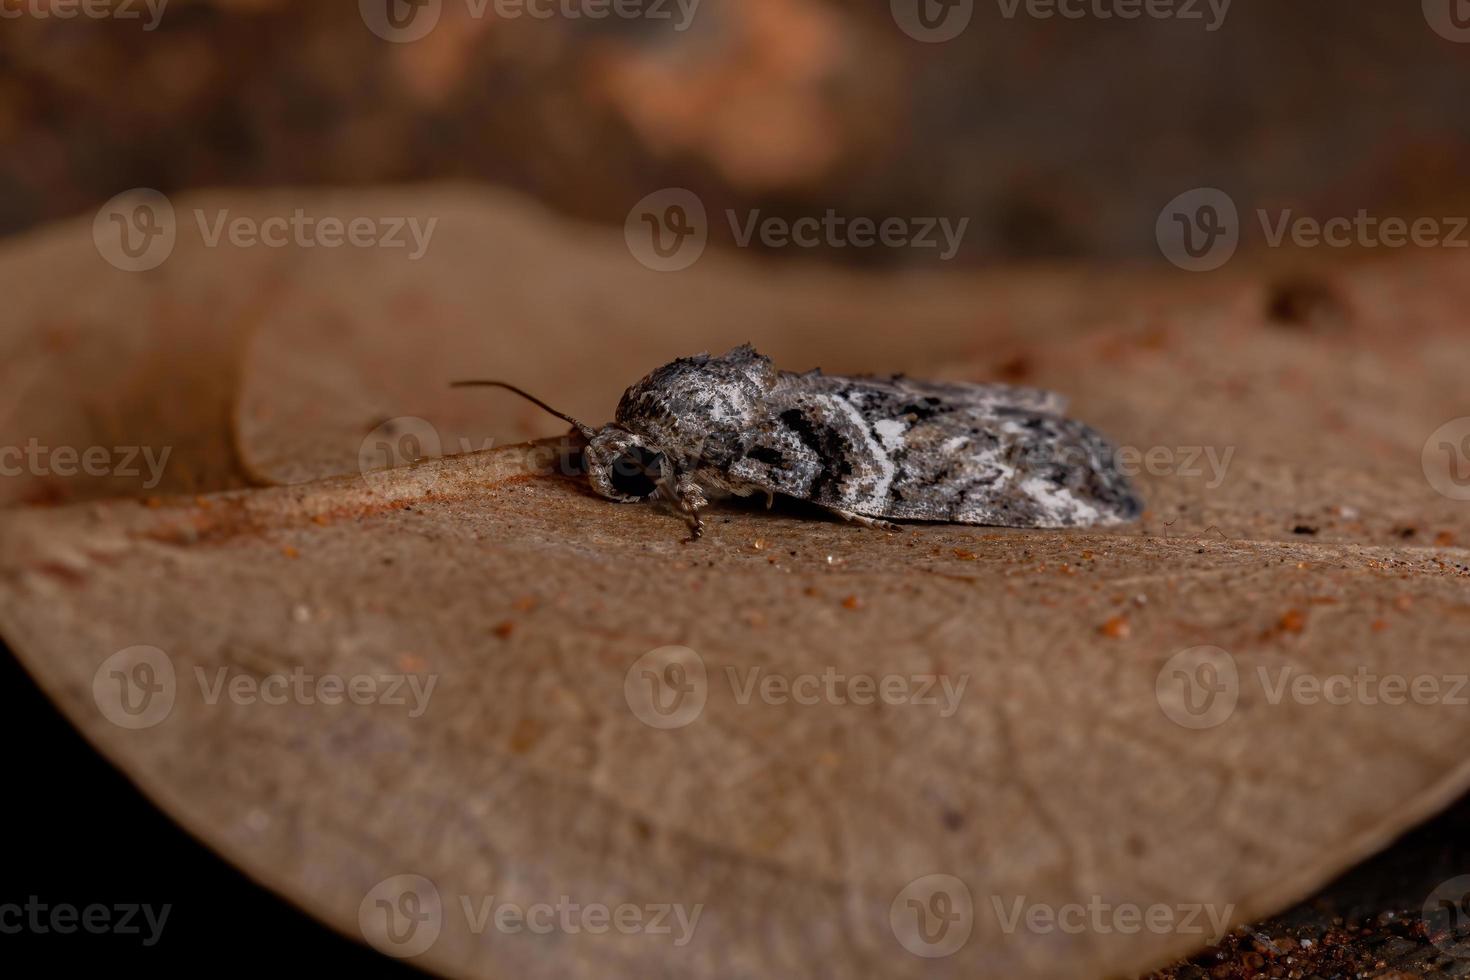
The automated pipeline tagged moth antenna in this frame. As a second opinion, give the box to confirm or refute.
[451,380,596,440]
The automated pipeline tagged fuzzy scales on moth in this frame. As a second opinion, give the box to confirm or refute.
[459,344,1142,540]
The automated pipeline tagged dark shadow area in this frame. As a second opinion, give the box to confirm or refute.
[0,640,425,975]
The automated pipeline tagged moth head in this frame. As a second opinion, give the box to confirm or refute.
[583,426,669,503]
[449,380,668,504]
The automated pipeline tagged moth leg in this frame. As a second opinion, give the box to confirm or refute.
[826,506,902,532]
[660,474,708,542]
[764,490,775,509]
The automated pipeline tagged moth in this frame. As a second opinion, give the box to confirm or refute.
[454,344,1141,540]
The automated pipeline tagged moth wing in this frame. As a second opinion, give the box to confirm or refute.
[873,404,1142,527]
[725,377,1140,528]
[881,375,1068,415]
[789,368,1067,414]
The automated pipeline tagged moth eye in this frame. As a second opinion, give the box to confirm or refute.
[608,447,664,499]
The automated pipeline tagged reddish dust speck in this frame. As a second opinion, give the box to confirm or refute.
[492,620,516,639]
[1099,615,1130,638]
[511,595,538,612]
[952,549,978,561]
[840,595,862,610]
[508,717,540,753]
[398,653,427,672]
[1279,609,1307,632]
[1370,619,1389,633]
[1138,327,1170,351]
[1394,595,1414,612]
[994,354,1033,382]
[144,497,163,508]
[281,545,300,559]
[1434,530,1456,547]
[311,514,331,526]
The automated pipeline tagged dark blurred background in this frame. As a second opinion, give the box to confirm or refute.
[3,0,1470,262]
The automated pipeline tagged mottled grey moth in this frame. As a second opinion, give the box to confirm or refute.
[454,344,1141,540]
